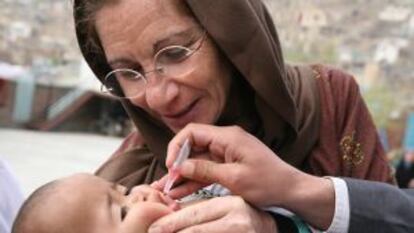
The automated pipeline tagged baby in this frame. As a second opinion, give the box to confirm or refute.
[12,173,180,233]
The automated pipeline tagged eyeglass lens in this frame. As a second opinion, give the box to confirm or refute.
[103,32,205,98]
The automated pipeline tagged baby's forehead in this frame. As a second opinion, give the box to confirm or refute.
[55,174,114,201]
[48,177,113,224]
[62,173,109,187]
[65,173,102,181]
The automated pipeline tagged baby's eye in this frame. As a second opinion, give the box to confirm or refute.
[120,206,128,220]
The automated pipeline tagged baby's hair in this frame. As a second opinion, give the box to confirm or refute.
[12,180,60,233]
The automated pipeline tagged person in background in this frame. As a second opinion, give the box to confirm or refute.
[0,159,24,233]
[396,150,414,188]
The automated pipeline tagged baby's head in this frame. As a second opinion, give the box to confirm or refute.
[12,173,176,233]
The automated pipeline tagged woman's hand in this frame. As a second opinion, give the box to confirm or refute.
[153,123,303,207]
[148,196,277,233]
[153,124,336,230]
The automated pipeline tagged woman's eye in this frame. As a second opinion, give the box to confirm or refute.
[159,47,191,64]
[116,70,142,82]
[120,206,128,220]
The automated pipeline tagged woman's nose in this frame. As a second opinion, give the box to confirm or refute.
[144,75,179,111]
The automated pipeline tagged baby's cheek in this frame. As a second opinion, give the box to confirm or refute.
[120,203,172,233]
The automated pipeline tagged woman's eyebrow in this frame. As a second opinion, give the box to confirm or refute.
[108,58,137,69]
[107,28,200,67]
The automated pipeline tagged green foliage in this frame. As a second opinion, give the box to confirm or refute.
[363,85,395,128]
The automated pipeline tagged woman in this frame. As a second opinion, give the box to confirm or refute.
[396,150,414,188]
[73,0,393,231]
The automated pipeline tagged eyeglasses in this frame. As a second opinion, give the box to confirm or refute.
[101,31,207,99]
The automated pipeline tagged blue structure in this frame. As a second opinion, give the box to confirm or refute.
[404,113,414,151]
[379,128,389,152]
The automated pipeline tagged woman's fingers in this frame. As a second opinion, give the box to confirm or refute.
[177,214,268,233]
[151,173,209,199]
[166,124,230,168]
[177,219,231,233]
[153,151,217,192]
[166,159,234,199]
[167,180,207,199]
[148,196,275,233]
[148,197,230,233]
[163,123,295,207]
[179,159,230,185]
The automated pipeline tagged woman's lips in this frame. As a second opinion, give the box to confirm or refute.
[163,100,197,118]
[162,99,201,127]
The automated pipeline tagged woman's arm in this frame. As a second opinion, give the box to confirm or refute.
[309,66,394,183]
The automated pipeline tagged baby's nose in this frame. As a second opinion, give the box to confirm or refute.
[126,185,160,203]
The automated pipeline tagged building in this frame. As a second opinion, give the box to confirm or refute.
[379,5,412,22]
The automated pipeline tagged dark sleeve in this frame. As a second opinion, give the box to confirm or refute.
[344,178,414,233]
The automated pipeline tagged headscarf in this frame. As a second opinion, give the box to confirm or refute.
[74,0,320,186]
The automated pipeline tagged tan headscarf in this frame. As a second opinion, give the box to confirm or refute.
[74,0,320,187]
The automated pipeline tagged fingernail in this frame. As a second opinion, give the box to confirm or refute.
[180,161,195,176]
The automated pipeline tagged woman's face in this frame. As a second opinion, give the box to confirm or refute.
[95,0,232,133]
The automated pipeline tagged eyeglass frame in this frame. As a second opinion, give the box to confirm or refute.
[100,30,208,99]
